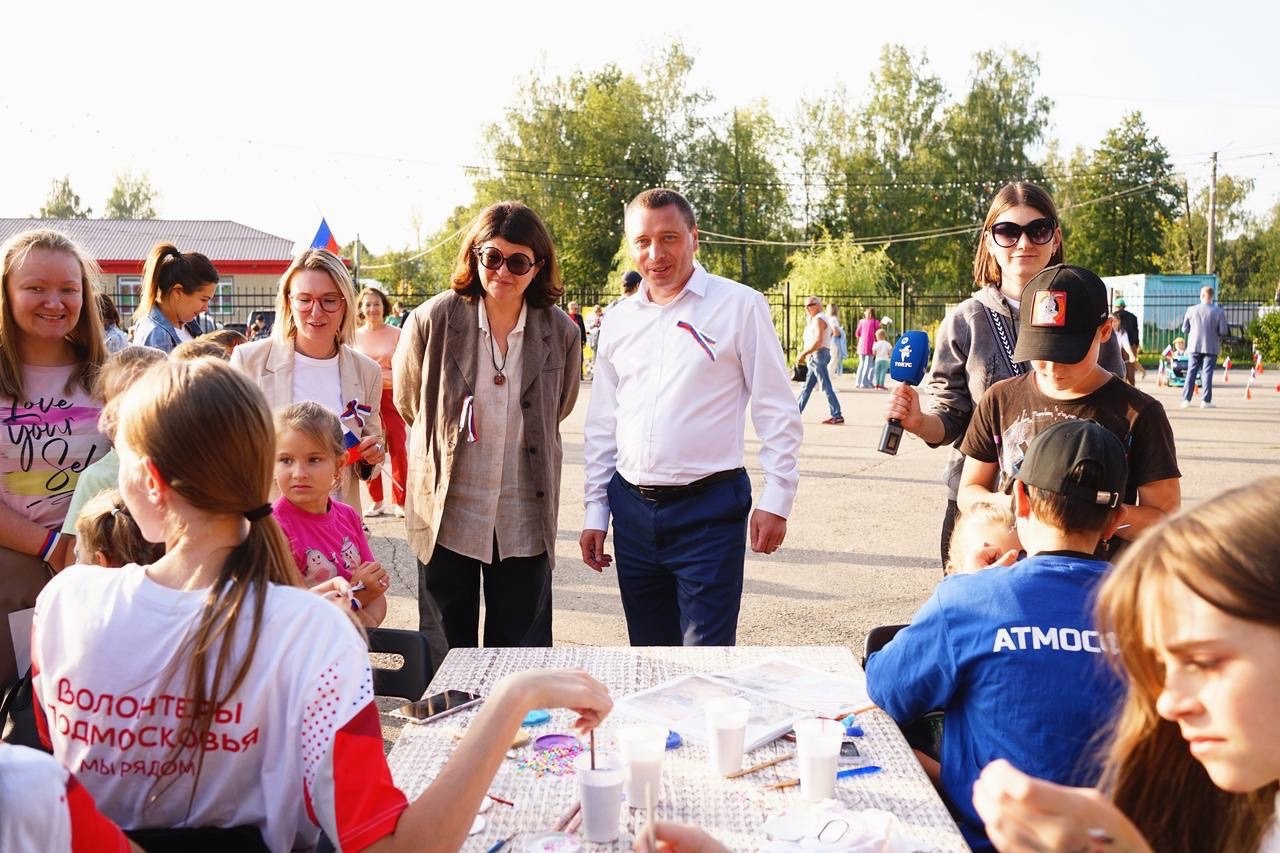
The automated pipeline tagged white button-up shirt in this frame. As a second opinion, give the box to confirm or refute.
[583,262,802,531]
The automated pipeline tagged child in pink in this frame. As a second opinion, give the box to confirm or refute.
[273,401,388,626]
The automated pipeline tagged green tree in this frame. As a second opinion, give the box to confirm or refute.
[1058,112,1180,276]
[37,175,92,218]
[103,170,157,219]
[682,104,793,288]
[473,42,703,301]
[1157,174,1255,290]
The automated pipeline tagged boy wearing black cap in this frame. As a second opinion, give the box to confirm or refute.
[867,419,1130,852]
[957,264,1181,556]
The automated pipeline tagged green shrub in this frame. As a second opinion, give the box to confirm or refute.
[1248,311,1280,363]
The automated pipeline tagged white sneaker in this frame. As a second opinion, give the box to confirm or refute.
[1179,400,1190,408]
[1201,401,1216,409]
[393,505,406,518]
[363,502,386,518]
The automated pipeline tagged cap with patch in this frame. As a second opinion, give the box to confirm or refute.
[1009,419,1128,508]
[1012,264,1110,364]
[1114,297,1126,308]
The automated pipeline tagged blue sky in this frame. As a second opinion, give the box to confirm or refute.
[4,0,1276,253]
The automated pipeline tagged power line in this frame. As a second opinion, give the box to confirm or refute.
[359,224,466,270]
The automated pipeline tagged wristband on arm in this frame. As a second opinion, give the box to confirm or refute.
[38,529,61,563]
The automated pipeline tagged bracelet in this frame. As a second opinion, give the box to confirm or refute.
[38,529,61,563]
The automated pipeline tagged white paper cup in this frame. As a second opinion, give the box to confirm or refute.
[617,723,667,806]
[705,696,752,776]
[575,753,625,842]
[793,718,844,802]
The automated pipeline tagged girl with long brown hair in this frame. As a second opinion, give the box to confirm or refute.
[973,476,1280,852]
[30,358,611,851]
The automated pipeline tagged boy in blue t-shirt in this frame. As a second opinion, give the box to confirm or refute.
[866,419,1129,852]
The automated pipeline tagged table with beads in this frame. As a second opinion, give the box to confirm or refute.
[386,645,968,852]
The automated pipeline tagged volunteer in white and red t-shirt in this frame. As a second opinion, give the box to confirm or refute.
[0,743,134,853]
[31,358,612,853]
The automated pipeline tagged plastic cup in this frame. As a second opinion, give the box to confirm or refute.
[574,752,625,842]
[617,723,667,806]
[705,696,751,776]
[793,718,844,802]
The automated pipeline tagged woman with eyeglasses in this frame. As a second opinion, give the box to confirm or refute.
[230,249,384,513]
[884,181,1125,569]
[392,202,581,666]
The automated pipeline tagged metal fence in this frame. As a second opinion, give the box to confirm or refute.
[143,284,1271,362]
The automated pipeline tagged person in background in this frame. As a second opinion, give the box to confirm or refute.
[973,477,1280,853]
[581,187,802,647]
[1113,296,1140,357]
[854,308,879,388]
[198,328,247,356]
[871,327,893,390]
[943,501,1019,577]
[393,201,581,666]
[387,300,405,328]
[130,242,218,353]
[1111,311,1138,385]
[795,295,843,424]
[230,249,385,513]
[826,303,847,375]
[97,292,129,354]
[0,229,107,689]
[607,270,642,310]
[354,286,408,518]
[567,300,588,378]
[1180,285,1229,409]
[586,303,605,352]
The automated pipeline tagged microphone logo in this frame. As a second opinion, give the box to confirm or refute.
[899,343,913,361]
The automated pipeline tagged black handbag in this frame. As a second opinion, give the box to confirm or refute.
[0,668,45,750]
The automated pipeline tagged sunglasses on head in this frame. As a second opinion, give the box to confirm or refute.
[474,246,538,276]
[989,217,1056,248]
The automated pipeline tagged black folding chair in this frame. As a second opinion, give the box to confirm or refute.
[367,628,433,702]
[862,623,943,762]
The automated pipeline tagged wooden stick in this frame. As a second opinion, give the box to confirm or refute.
[551,800,580,832]
[589,729,596,770]
[764,777,800,790]
[726,751,795,779]
[487,793,514,807]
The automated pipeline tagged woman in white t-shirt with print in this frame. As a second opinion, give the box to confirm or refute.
[0,229,107,689]
[31,359,613,852]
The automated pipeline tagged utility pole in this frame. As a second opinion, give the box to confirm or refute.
[354,232,361,282]
[1182,178,1197,274]
[1206,152,1218,275]
[732,109,749,285]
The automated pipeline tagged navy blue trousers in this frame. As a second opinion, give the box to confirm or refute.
[608,469,751,646]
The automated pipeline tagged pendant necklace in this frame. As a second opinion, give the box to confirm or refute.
[489,332,507,386]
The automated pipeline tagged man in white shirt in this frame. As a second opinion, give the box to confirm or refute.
[580,188,803,646]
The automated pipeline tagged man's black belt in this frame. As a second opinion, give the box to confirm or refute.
[621,468,745,502]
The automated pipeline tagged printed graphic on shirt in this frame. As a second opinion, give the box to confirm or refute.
[1032,290,1067,327]
[1,390,103,527]
[992,625,1118,654]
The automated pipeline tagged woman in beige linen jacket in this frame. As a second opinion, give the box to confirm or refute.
[230,249,384,512]
[393,202,580,667]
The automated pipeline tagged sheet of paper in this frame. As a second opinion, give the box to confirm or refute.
[709,656,870,716]
[9,608,34,674]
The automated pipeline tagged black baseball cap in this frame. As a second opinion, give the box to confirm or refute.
[1012,265,1110,364]
[622,271,642,289]
[1008,419,1127,508]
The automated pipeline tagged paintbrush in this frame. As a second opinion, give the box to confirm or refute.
[726,751,794,779]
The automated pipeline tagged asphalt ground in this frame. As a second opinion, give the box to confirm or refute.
[366,364,1280,708]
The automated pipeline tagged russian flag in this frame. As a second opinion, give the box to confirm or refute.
[311,218,341,254]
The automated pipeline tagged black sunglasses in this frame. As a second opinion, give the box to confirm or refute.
[474,246,539,276]
[989,217,1056,248]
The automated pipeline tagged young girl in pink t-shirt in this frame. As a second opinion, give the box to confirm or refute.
[272,401,388,627]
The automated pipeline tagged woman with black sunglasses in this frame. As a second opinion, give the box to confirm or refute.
[392,202,581,667]
[884,181,1122,569]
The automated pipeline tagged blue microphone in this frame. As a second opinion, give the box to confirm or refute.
[878,330,930,455]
